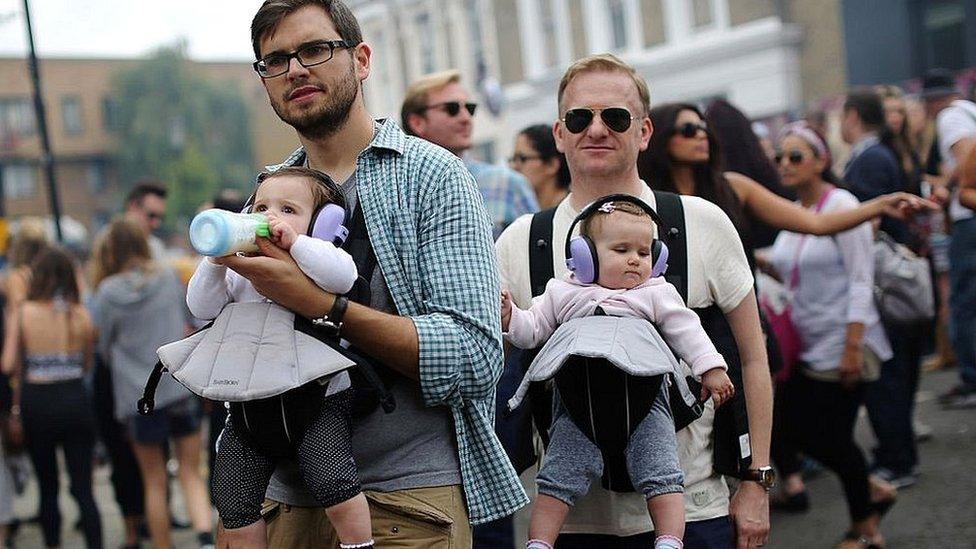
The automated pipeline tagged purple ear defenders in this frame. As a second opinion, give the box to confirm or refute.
[565,193,669,284]
[244,170,349,246]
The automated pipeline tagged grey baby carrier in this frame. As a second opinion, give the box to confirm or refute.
[138,302,394,457]
[507,194,705,492]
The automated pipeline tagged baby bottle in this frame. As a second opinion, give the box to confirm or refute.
[189,209,270,257]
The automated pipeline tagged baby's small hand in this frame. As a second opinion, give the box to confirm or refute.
[265,212,298,250]
[500,289,513,331]
[701,368,735,407]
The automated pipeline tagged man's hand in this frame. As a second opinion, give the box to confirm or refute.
[214,237,331,318]
[730,481,770,548]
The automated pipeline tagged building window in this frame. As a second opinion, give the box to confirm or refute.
[923,2,966,71]
[87,161,107,193]
[608,0,628,49]
[0,98,36,138]
[415,11,436,74]
[691,0,715,29]
[102,97,119,132]
[3,164,37,199]
[539,0,560,67]
[62,96,83,136]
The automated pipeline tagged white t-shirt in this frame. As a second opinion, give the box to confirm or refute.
[937,99,976,221]
[495,186,754,534]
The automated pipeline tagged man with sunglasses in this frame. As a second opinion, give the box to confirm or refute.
[123,182,168,259]
[401,70,538,239]
[216,1,527,547]
[495,53,772,549]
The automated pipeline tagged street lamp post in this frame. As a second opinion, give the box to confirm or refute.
[22,0,63,242]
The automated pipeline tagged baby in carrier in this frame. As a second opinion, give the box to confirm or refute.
[185,166,373,548]
[501,197,734,549]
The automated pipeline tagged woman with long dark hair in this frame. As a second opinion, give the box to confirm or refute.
[638,103,927,268]
[509,124,572,209]
[1,247,102,549]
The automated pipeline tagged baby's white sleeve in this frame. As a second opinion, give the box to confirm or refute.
[290,235,358,294]
[186,259,234,320]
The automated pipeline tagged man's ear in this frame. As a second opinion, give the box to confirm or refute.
[354,43,372,82]
[638,117,653,152]
[406,112,427,137]
[553,121,565,153]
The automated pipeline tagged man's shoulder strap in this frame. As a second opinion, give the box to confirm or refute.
[528,207,558,298]
[652,190,688,303]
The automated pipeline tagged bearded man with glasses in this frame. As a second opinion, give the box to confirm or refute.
[495,53,773,549]
[215,1,528,547]
[402,70,538,240]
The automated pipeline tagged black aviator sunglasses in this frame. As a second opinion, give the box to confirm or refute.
[561,107,636,134]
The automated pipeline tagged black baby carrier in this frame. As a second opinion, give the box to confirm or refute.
[505,191,753,491]
[138,201,395,458]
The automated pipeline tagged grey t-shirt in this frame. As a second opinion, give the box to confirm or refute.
[265,170,461,506]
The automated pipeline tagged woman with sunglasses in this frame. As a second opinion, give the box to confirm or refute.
[638,103,929,271]
[763,126,897,549]
[508,124,571,209]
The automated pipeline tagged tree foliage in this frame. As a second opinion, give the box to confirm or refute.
[112,42,254,230]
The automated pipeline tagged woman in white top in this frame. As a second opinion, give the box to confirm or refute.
[763,124,897,549]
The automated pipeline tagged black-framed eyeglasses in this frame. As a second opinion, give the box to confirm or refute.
[561,107,636,134]
[421,101,478,117]
[253,39,357,78]
[508,153,542,164]
[775,150,806,165]
[673,122,708,139]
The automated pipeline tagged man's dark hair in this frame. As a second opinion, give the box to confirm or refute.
[125,181,167,207]
[843,89,885,131]
[251,0,363,60]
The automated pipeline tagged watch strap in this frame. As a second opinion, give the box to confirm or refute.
[313,295,349,337]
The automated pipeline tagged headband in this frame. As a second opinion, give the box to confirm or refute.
[779,121,829,161]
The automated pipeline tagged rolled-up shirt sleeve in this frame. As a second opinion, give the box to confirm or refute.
[412,159,503,407]
[831,196,878,325]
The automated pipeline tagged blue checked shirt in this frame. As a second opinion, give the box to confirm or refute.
[465,159,539,240]
[266,120,528,524]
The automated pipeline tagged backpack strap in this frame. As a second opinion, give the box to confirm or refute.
[529,207,558,298]
[652,190,688,302]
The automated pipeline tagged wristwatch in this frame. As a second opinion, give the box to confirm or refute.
[312,295,349,337]
[741,466,776,491]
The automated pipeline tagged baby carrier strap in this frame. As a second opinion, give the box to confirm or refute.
[342,201,396,417]
[653,190,752,477]
[553,307,664,492]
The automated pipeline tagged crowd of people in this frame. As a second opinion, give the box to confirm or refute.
[0,0,974,548]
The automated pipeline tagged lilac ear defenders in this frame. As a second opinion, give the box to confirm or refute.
[565,194,670,284]
[245,171,349,247]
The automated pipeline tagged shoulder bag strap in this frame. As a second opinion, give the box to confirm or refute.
[652,190,688,303]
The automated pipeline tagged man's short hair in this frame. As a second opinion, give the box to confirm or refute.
[125,181,167,207]
[400,70,462,135]
[557,54,651,116]
[843,88,886,131]
[251,0,363,60]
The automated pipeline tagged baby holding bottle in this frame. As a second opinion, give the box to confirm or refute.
[186,166,373,549]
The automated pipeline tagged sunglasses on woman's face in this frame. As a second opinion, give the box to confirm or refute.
[674,122,708,139]
[775,150,806,165]
[561,107,636,134]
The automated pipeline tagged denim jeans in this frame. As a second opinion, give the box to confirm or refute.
[683,516,734,549]
[949,217,976,388]
[865,322,925,474]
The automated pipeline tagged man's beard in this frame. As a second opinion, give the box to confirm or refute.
[272,67,359,140]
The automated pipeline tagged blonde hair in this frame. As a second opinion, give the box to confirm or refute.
[89,218,154,289]
[558,54,651,116]
[400,69,462,134]
[7,218,50,268]
[579,201,652,241]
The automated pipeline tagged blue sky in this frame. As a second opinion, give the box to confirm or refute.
[0,0,265,60]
